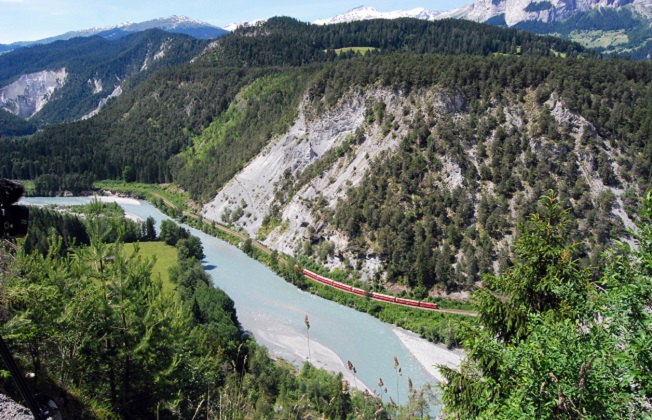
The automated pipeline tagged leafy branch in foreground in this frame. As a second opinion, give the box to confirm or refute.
[440,191,652,419]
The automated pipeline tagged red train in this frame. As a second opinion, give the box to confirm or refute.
[297,267,438,310]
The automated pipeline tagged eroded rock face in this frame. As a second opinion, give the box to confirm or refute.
[202,90,369,238]
[439,0,635,26]
[0,68,67,118]
[201,87,466,277]
[202,84,637,281]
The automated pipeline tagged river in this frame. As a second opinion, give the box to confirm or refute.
[22,196,461,413]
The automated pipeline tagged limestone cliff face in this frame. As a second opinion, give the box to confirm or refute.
[201,86,467,276]
[439,0,636,26]
[201,85,633,281]
[0,69,67,118]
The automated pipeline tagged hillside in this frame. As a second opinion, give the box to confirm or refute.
[1,18,649,297]
[202,54,649,294]
[0,29,207,128]
[316,2,652,57]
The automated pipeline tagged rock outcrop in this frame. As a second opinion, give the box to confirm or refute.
[202,87,466,277]
[440,0,636,25]
[0,69,67,118]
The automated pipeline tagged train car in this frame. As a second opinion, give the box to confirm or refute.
[320,276,333,286]
[332,281,352,292]
[419,302,439,310]
[302,269,337,287]
[351,287,366,296]
[396,297,420,307]
[372,293,396,303]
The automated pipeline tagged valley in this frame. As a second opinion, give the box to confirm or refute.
[1,11,651,419]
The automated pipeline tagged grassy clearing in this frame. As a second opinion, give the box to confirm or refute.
[123,241,177,296]
[569,30,628,49]
[333,47,377,55]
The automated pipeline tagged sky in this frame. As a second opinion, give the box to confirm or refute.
[0,0,470,44]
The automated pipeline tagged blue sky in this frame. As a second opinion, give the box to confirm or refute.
[0,0,470,44]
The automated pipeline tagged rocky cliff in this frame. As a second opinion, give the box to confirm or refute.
[201,80,632,282]
[0,69,66,118]
[440,0,636,25]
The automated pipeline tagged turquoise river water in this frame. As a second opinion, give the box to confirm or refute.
[22,197,449,412]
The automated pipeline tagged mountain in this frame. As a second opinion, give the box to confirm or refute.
[0,29,207,128]
[313,6,441,25]
[0,16,226,53]
[438,0,636,26]
[315,2,652,57]
[511,1,652,57]
[3,18,645,296]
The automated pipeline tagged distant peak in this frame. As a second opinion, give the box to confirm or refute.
[314,5,441,25]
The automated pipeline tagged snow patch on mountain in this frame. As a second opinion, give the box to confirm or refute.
[316,1,638,28]
[0,68,67,118]
[314,6,441,25]
[224,19,268,31]
[6,15,226,48]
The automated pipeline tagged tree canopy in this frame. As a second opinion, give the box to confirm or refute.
[440,192,652,418]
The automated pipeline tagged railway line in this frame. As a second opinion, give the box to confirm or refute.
[298,267,478,317]
[151,194,477,317]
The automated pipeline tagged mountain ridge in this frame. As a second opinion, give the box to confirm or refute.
[0,15,226,53]
[313,1,652,56]
[0,29,207,128]
[0,19,645,294]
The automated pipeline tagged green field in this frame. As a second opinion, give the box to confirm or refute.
[333,46,377,55]
[123,241,177,295]
[569,30,629,50]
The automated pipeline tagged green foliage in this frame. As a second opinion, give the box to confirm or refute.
[159,219,190,246]
[22,206,90,256]
[439,192,652,418]
[175,235,205,262]
[23,201,156,257]
[3,206,424,418]
[172,69,315,201]
[2,213,190,416]
[122,241,176,293]
[207,17,588,69]
[0,109,36,136]
[0,17,590,196]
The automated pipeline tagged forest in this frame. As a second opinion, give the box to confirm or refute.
[257,52,651,294]
[0,17,592,191]
[1,17,651,417]
[1,192,650,418]
[0,201,437,418]
[1,17,651,295]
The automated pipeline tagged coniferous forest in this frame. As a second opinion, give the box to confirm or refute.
[1,15,652,419]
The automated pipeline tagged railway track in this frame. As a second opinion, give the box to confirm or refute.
[153,194,477,317]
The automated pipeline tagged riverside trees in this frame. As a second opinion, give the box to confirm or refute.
[0,204,401,418]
